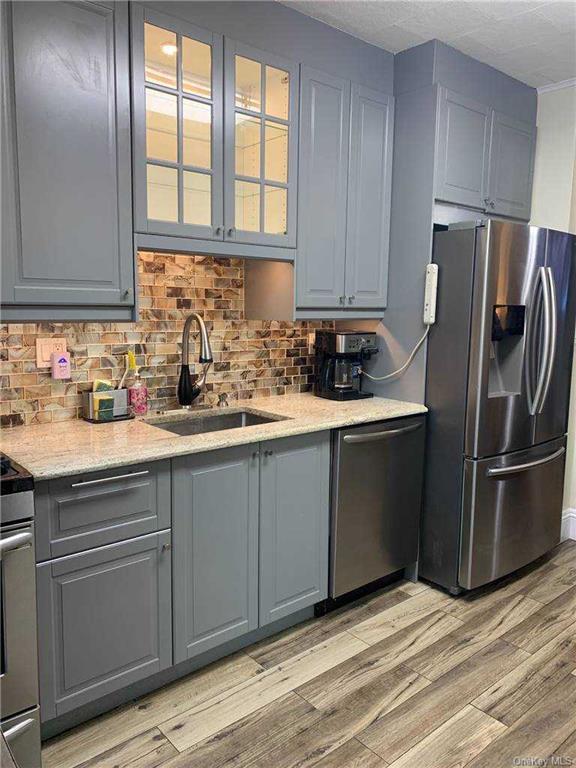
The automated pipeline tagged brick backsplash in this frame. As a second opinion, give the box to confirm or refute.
[0,253,331,428]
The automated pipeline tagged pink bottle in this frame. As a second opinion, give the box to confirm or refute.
[128,372,148,415]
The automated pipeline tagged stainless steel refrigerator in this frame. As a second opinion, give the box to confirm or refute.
[422,219,576,593]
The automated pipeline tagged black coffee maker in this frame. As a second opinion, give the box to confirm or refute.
[314,330,378,400]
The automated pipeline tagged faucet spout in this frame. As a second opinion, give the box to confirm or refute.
[178,313,213,407]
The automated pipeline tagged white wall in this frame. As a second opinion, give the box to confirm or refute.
[530,80,576,539]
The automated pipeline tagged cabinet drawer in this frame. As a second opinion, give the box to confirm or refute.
[35,461,171,561]
[37,531,172,719]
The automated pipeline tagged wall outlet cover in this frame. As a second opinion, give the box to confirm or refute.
[36,338,67,368]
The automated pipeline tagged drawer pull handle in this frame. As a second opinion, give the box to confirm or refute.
[4,717,35,743]
[71,470,150,488]
[486,446,565,478]
[343,423,422,444]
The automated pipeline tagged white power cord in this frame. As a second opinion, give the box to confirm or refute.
[360,326,431,382]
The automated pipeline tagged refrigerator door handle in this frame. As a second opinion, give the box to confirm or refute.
[537,267,558,414]
[528,267,551,416]
[486,446,565,477]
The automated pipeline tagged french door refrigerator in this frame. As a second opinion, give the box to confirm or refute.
[422,220,576,593]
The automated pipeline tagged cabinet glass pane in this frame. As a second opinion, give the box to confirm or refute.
[146,89,178,163]
[235,114,261,178]
[183,171,211,226]
[235,181,260,232]
[147,165,178,222]
[265,66,289,120]
[235,56,261,112]
[145,24,177,89]
[182,37,211,99]
[265,121,288,183]
[183,100,211,169]
[264,186,287,234]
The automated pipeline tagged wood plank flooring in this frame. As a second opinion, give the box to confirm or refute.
[43,540,576,768]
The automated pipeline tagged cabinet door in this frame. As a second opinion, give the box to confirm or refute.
[345,85,394,309]
[487,111,535,220]
[1,1,134,308]
[296,67,350,309]
[172,446,259,662]
[36,532,172,720]
[131,5,224,240]
[224,40,298,248]
[435,87,490,210]
[259,433,330,625]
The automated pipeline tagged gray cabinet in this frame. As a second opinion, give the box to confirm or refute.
[435,87,490,210]
[297,67,393,312]
[259,432,330,625]
[435,87,535,220]
[345,85,394,309]
[131,5,298,252]
[172,445,259,662]
[487,110,536,220]
[37,531,172,720]
[1,1,134,319]
[297,67,350,309]
[35,461,171,560]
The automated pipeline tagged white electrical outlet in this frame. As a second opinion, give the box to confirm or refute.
[423,264,439,325]
[36,338,67,368]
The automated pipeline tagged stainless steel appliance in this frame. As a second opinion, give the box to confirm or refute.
[423,220,576,593]
[330,416,426,598]
[0,454,41,768]
[314,330,378,401]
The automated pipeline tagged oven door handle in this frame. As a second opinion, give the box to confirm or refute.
[343,423,422,444]
[0,531,32,556]
[3,717,36,743]
[486,446,565,478]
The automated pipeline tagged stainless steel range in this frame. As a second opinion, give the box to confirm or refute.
[0,453,41,767]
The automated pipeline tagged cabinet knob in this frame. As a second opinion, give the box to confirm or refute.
[227,227,235,237]
[252,451,259,459]
[214,225,223,236]
[348,296,355,304]
[264,449,273,457]
[489,200,495,209]
[339,296,345,305]
[122,289,130,300]
[161,543,171,552]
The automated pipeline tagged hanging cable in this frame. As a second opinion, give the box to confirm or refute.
[360,326,431,382]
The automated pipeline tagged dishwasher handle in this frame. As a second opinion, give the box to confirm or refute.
[343,422,422,444]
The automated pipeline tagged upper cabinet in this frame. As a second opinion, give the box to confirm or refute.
[1,0,135,321]
[296,67,394,313]
[435,87,535,220]
[131,6,298,250]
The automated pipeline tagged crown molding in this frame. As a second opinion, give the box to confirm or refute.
[538,78,576,94]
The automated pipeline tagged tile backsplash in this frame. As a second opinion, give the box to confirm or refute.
[0,253,331,428]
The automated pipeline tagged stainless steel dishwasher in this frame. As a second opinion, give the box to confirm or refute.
[330,415,426,598]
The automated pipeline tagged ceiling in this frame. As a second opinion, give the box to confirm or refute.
[281,0,576,88]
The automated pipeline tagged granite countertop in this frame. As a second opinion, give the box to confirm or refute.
[0,393,427,481]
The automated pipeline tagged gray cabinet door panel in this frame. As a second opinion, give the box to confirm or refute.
[259,433,330,625]
[296,66,350,309]
[3,1,134,307]
[223,39,299,248]
[37,531,172,720]
[172,446,259,662]
[35,461,171,561]
[487,110,535,220]
[435,87,490,209]
[131,4,224,240]
[345,85,393,309]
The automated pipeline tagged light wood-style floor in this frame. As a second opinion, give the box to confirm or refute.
[43,540,576,768]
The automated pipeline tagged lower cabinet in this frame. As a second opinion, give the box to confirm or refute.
[259,433,330,625]
[36,531,172,720]
[172,445,259,663]
[172,433,330,660]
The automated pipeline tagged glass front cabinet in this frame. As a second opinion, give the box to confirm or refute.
[131,6,298,249]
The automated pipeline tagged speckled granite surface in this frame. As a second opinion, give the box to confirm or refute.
[0,393,427,480]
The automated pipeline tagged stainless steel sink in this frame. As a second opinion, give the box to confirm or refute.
[149,409,287,437]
